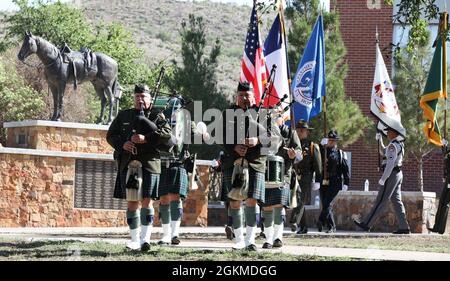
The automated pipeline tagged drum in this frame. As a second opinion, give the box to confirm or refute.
[153,96,187,158]
[265,155,284,189]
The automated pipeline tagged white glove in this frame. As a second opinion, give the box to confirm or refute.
[447,184,450,189]
[378,179,385,186]
[320,138,328,146]
[375,133,382,141]
[342,184,348,191]
[196,122,207,134]
[295,151,303,162]
[311,182,321,191]
[442,138,448,146]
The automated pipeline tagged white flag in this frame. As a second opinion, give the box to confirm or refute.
[370,43,405,138]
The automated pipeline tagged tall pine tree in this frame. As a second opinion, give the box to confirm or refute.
[170,14,228,114]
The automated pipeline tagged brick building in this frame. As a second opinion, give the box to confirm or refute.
[333,0,444,193]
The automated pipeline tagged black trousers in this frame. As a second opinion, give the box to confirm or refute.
[318,184,340,229]
[432,183,450,234]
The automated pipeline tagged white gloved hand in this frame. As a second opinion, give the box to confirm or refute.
[342,184,348,191]
[375,133,382,141]
[442,138,448,146]
[320,138,328,146]
[311,182,321,191]
[196,122,207,134]
[378,179,385,186]
[295,150,303,162]
[447,184,450,189]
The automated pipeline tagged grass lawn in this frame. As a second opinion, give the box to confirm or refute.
[0,239,356,261]
[282,235,450,253]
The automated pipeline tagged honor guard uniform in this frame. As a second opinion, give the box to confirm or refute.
[290,120,322,234]
[261,116,302,249]
[107,84,172,251]
[319,130,350,233]
[353,126,410,234]
[221,81,276,251]
[429,139,450,234]
[158,118,209,246]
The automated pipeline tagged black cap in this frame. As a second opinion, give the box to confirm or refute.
[134,84,150,94]
[327,130,340,140]
[295,119,314,130]
[237,81,253,92]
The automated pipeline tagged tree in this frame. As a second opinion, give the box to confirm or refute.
[286,0,369,147]
[169,14,228,114]
[384,0,441,54]
[0,49,46,144]
[392,30,447,191]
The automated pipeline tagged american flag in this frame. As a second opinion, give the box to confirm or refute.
[239,5,268,105]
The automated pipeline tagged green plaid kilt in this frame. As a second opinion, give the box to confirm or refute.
[263,186,290,208]
[113,168,159,200]
[158,165,188,199]
[221,166,265,203]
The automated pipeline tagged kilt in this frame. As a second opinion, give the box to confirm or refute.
[263,186,290,208]
[221,166,265,203]
[158,165,188,198]
[113,167,159,200]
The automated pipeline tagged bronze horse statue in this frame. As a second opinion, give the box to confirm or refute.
[17,32,120,124]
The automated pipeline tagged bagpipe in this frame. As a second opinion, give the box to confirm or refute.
[228,64,292,201]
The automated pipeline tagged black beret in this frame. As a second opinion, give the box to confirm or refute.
[134,84,150,94]
[237,81,253,92]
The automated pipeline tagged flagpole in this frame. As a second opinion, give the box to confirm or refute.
[279,2,295,128]
[375,26,381,172]
[441,12,448,143]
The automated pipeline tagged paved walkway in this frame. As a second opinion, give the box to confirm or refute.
[1,227,449,261]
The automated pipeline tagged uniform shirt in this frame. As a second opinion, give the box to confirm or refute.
[106,108,172,174]
[380,136,404,183]
[294,138,323,183]
[322,146,350,187]
[221,105,277,173]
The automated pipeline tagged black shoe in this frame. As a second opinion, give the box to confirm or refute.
[257,232,266,239]
[273,239,283,248]
[157,240,170,246]
[427,227,436,233]
[141,242,150,252]
[245,244,257,251]
[296,227,308,234]
[290,223,297,232]
[353,219,370,232]
[262,242,273,249]
[171,236,180,245]
[326,227,336,233]
[225,226,234,240]
[392,229,410,234]
[316,221,323,232]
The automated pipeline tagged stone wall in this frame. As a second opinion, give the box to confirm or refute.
[0,150,211,227]
[0,152,126,227]
[0,121,210,227]
[209,191,442,234]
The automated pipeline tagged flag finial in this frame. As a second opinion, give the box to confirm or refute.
[375,26,379,44]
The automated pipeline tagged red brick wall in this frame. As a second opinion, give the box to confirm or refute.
[334,0,443,194]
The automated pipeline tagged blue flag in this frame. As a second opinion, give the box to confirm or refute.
[291,15,326,123]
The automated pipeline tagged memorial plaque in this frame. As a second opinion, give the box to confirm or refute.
[74,159,127,210]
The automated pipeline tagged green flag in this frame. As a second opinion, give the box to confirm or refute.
[420,36,446,146]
